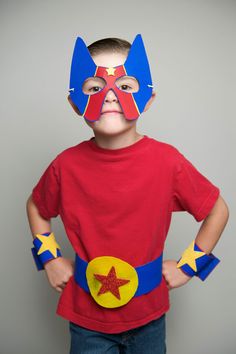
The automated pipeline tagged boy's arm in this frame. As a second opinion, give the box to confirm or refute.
[26,194,52,235]
[194,195,229,254]
[162,195,229,290]
[26,195,74,293]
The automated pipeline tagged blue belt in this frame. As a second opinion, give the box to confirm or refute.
[74,253,163,297]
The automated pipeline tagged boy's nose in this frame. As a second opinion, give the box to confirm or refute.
[104,89,118,103]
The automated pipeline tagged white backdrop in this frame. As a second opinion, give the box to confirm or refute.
[0,0,235,353]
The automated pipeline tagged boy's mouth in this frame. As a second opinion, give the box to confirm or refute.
[101,110,123,115]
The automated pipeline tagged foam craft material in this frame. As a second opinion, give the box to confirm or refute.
[69,34,153,121]
[177,240,220,281]
[74,253,163,308]
[31,232,62,271]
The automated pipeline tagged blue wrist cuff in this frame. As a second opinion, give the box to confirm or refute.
[177,241,220,281]
[31,232,62,271]
[31,246,44,271]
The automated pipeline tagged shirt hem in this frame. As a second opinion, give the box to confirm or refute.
[56,303,170,334]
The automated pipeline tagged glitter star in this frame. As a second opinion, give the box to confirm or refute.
[177,241,205,272]
[94,266,130,300]
[35,233,61,258]
[106,67,116,76]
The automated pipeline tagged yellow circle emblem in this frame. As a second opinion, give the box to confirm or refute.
[86,256,139,308]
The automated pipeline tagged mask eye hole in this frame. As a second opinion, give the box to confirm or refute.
[82,77,106,95]
[115,76,139,93]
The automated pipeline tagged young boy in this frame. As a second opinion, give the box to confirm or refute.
[26,34,229,354]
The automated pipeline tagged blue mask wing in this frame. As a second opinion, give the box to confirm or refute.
[124,34,153,114]
[69,37,97,114]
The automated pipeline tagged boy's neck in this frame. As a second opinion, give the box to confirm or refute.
[91,131,144,150]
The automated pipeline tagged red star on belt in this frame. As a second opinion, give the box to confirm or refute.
[94,266,130,300]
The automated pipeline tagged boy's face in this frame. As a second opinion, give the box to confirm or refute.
[68,51,156,136]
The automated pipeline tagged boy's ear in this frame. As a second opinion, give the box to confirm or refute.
[143,91,156,112]
[67,95,82,116]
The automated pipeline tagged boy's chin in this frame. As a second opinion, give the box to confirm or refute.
[90,121,135,136]
[84,114,138,131]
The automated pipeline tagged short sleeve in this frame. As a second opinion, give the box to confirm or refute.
[172,152,220,222]
[32,156,60,219]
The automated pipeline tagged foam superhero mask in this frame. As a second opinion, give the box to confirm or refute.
[69,34,153,121]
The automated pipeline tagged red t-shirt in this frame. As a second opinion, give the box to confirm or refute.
[32,135,220,333]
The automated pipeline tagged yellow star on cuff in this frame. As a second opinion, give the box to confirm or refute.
[106,67,116,76]
[177,241,205,272]
[35,232,61,258]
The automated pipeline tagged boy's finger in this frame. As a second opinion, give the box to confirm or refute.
[55,286,63,293]
[162,274,170,289]
[60,281,67,289]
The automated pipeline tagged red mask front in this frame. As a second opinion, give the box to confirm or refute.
[83,66,140,122]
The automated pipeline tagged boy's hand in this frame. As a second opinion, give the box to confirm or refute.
[162,260,192,290]
[44,257,75,293]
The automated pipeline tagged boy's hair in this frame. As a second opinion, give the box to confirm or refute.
[87,37,131,56]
